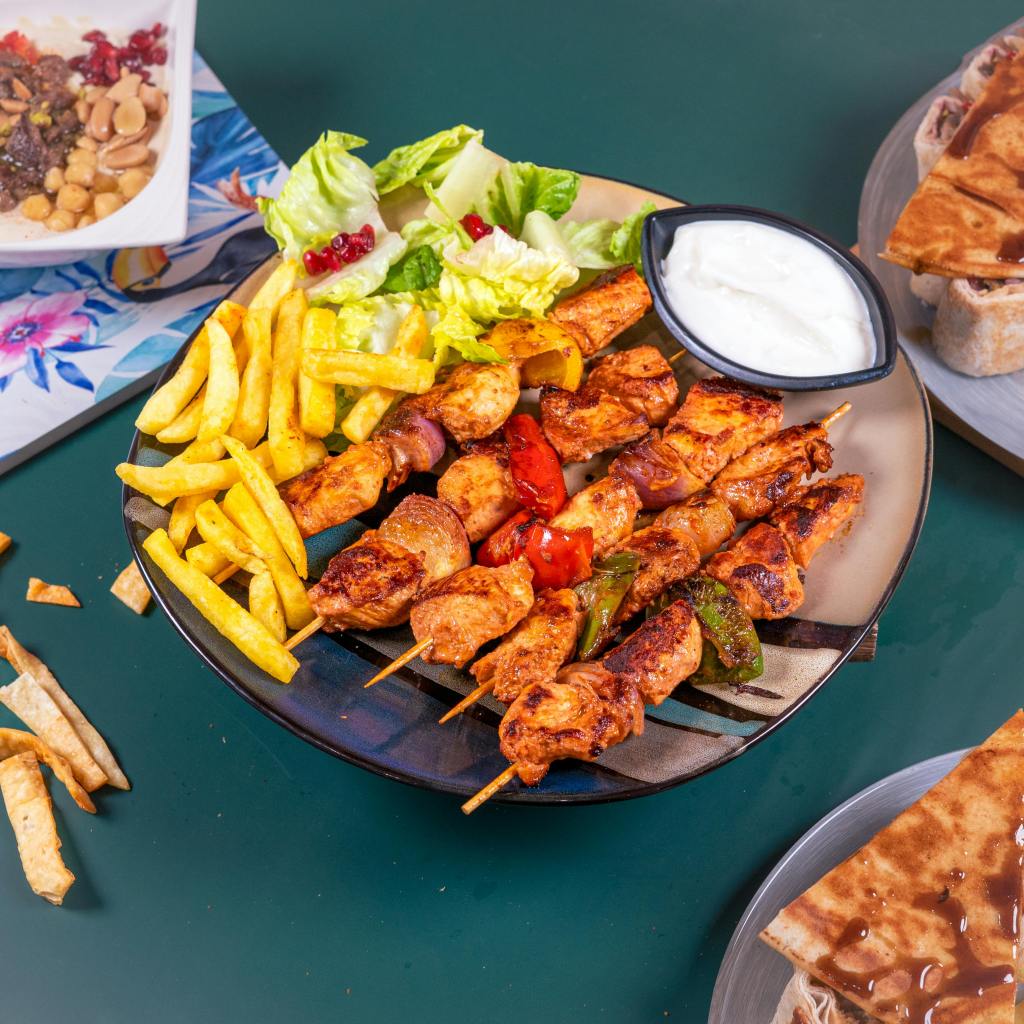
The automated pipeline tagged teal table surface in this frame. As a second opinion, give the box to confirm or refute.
[2,3,1023,1021]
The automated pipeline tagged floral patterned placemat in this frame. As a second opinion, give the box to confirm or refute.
[0,53,286,476]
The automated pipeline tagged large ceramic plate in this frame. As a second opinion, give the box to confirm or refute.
[708,749,966,1023]
[122,173,932,805]
[858,19,1024,474]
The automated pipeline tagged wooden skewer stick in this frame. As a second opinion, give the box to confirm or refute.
[439,679,495,724]
[668,349,686,364]
[820,401,852,430]
[286,615,325,651]
[461,764,519,814]
[364,637,434,688]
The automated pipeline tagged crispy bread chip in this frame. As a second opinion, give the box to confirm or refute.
[0,626,128,790]
[110,561,151,615]
[0,674,107,791]
[25,578,80,607]
[0,729,94,813]
[0,752,75,905]
[0,531,11,556]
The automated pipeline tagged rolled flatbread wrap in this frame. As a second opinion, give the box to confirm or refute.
[960,40,1018,99]
[912,94,968,180]
[770,969,880,1024]
[933,276,1024,375]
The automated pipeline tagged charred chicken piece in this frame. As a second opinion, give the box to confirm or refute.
[610,526,700,623]
[610,430,706,510]
[308,533,425,633]
[435,443,520,544]
[585,345,679,426]
[410,559,535,668]
[539,385,648,463]
[710,422,833,522]
[500,662,644,785]
[470,589,582,705]
[549,475,642,556]
[706,523,804,620]
[549,266,652,357]
[427,362,521,443]
[602,600,702,705]
[654,491,736,558]
[769,473,865,569]
[280,441,392,538]
[664,377,783,482]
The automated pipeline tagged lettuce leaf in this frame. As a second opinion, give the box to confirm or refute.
[372,124,483,195]
[475,162,580,236]
[438,229,579,321]
[305,232,407,306]
[427,304,500,365]
[560,218,619,269]
[258,131,384,262]
[609,201,656,273]
[331,294,423,353]
[381,245,443,293]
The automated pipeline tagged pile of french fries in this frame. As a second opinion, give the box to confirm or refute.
[115,260,435,683]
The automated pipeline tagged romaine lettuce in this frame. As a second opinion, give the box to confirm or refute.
[329,294,423,353]
[305,232,408,306]
[560,218,619,269]
[429,304,501,365]
[372,124,483,194]
[381,245,443,293]
[476,163,580,236]
[609,201,656,273]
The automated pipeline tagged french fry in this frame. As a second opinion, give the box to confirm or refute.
[142,529,299,683]
[0,674,107,791]
[135,300,246,435]
[298,308,338,438]
[197,319,240,443]
[0,752,75,905]
[249,259,299,318]
[26,579,80,608]
[185,542,231,577]
[249,570,286,643]
[268,289,308,479]
[195,500,266,576]
[168,492,212,551]
[301,349,435,393]
[267,436,326,484]
[221,484,313,630]
[166,438,225,468]
[220,436,307,578]
[110,561,151,615]
[0,626,130,790]
[342,306,428,443]
[229,308,273,449]
[0,728,95,813]
[155,386,205,444]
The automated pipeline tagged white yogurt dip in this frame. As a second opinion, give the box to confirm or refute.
[660,219,875,377]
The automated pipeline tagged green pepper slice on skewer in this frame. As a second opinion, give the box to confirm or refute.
[575,551,640,660]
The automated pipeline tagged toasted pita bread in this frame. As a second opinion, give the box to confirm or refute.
[771,969,879,1024]
[761,710,1024,1024]
[884,54,1024,279]
[0,531,10,556]
[25,577,80,607]
[0,729,94,813]
[110,560,151,615]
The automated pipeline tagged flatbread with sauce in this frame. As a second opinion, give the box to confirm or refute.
[883,54,1024,279]
[760,710,1024,1024]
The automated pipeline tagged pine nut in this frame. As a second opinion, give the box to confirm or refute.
[0,99,28,114]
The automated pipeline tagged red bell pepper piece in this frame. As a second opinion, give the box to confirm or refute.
[504,414,567,519]
[520,522,594,589]
[476,510,534,568]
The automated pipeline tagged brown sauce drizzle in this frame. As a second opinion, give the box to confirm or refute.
[997,231,1024,263]
[948,56,1024,158]
[812,846,1022,1023]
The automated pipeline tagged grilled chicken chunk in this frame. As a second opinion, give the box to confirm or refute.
[706,523,804,620]
[428,362,521,443]
[664,377,783,482]
[585,345,679,426]
[550,266,652,357]
[603,600,702,705]
[436,448,520,543]
[769,473,865,568]
[539,385,647,463]
[710,422,833,522]
[280,441,391,538]
[411,559,534,668]
[610,526,700,622]
[500,663,644,785]
[470,589,582,705]
[308,533,425,632]
[610,430,706,510]
[654,491,736,558]
[549,476,642,555]
[377,494,470,584]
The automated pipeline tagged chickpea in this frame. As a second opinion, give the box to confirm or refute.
[56,183,91,213]
[77,213,95,229]
[93,191,123,220]
[93,172,118,194]
[67,147,97,168]
[76,135,98,152]
[118,167,150,199]
[43,166,64,193]
[44,209,76,232]
[64,162,95,188]
[22,194,51,221]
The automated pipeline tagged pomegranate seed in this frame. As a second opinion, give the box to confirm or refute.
[319,246,342,272]
[460,213,493,241]
[149,46,167,64]
[302,250,323,275]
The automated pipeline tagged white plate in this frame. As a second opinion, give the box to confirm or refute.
[708,749,967,1023]
[0,0,195,267]
[858,19,1024,473]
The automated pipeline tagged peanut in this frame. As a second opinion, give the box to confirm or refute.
[75,99,90,124]
[0,99,27,114]
[10,77,31,101]
[43,166,64,193]
[113,96,146,136]
[87,97,114,141]
[105,73,142,104]
[139,83,162,113]
[84,85,107,104]
[118,167,151,199]
[22,194,51,221]
[93,192,123,220]
[156,90,168,119]
[65,162,95,187]
[56,183,91,213]
[44,209,76,232]
[104,143,149,169]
